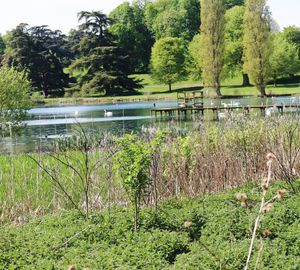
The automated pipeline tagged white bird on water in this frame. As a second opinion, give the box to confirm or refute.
[104,109,113,117]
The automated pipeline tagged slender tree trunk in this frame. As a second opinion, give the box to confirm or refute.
[242,73,250,86]
[214,80,222,97]
[134,194,139,230]
[168,82,172,92]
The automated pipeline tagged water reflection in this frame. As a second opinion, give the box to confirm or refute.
[1,96,299,154]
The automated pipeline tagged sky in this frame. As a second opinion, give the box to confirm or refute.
[0,0,299,35]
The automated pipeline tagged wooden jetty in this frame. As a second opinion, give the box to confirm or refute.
[151,90,300,119]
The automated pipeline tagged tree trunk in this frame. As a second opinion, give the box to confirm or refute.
[242,73,250,86]
[214,80,222,97]
[259,85,266,97]
[43,89,49,97]
[273,77,277,87]
[168,82,172,92]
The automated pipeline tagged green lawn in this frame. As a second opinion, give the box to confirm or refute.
[44,74,300,105]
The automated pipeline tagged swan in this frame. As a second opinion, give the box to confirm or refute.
[265,107,275,117]
[104,109,113,117]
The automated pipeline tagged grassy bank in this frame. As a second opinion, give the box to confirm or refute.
[0,180,299,269]
[43,74,300,105]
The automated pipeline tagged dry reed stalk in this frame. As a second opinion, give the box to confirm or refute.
[244,153,274,270]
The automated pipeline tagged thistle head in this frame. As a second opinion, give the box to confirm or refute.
[262,229,272,238]
[276,189,287,200]
[236,193,248,203]
[262,203,273,213]
[266,153,276,161]
[183,221,192,229]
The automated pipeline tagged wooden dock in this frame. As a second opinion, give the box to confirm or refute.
[151,104,300,119]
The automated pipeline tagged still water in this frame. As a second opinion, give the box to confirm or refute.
[1,96,299,154]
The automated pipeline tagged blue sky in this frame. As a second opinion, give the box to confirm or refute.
[0,0,299,35]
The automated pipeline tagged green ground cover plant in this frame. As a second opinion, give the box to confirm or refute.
[0,180,299,269]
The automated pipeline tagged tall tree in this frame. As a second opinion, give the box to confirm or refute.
[270,34,300,86]
[68,11,141,96]
[199,0,226,97]
[109,1,154,73]
[145,0,200,41]
[3,24,69,97]
[69,47,142,96]
[151,37,187,91]
[243,0,272,96]
[76,11,113,56]
[282,26,300,59]
[224,5,250,86]
[0,35,5,65]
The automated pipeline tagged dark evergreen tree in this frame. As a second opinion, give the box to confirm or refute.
[68,11,142,96]
[0,35,5,65]
[224,0,244,9]
[3,24,69,97]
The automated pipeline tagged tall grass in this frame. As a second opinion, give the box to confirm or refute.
[0,115,299,223]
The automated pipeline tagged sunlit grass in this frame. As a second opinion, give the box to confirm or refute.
[44,74,300,105]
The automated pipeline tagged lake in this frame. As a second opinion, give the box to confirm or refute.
[1,95,299,154]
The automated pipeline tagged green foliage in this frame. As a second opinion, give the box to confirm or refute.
[243,0,272,96]
[0,180,299,269]
[224,5,245,78]
[68,11,142,96]
[0,67,32,135]
[151,37,187,91]
[224,0,244,9]
[114,134,152,229]
[186,34,202,80]
[200,0,226,96]
[282,26,300,59]
[3,24,69,97]
[0,35,5,59]
[270,34,300,85]
[145,0,200,41]
[69,46,142,96]
[109,1,154,73]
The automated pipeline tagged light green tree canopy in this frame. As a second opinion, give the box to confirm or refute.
[281,26,300,59]
[186,34,202,80]
[270,34,300,85]
[243,0,272,96]
[224,6,245,77]
[0,67,32,135]
[109,1,153,73]
[199,0,226,97]
[151,37,187,91]
[145,0,200,41]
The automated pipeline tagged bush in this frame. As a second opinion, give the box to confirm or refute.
[0,67,32,135]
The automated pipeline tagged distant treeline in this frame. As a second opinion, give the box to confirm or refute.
[0,0,299,97]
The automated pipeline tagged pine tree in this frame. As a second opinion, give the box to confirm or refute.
[243,0,272,96]
[200,0,226,97]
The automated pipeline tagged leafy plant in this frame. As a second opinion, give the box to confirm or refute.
[0,67,32,136]
[114,134,152,229]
